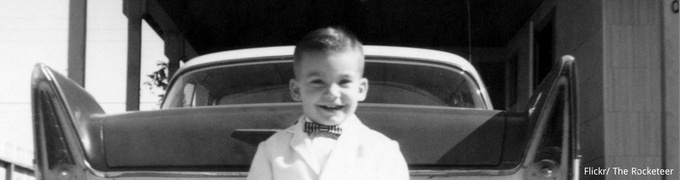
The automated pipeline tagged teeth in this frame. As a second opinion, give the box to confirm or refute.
[320,105,344,110]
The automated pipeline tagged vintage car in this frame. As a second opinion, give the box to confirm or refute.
[31,46,579,179]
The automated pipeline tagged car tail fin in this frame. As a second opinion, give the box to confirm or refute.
[31,64,105,179]
[521,55,580,179]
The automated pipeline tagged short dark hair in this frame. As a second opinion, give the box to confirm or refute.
[293,27,364,78]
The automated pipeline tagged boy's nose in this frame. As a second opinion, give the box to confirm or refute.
[324,84,341,98]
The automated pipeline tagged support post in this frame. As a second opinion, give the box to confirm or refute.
[67,0,87,87]
[124,0,146,111]
[164,31,184,79]
[6,163,14,180]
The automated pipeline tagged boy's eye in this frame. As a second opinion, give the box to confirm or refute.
[310,79,324,85]
[339,79,352,86]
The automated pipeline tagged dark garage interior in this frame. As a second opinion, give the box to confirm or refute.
[150,0,544,54]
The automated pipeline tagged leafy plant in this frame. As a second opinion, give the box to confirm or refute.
[143,61,169,103]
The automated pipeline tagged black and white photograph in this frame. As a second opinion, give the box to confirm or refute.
[0,0,678,179]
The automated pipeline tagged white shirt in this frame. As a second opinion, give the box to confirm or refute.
[246,115,410,180]
[304,117,344,169]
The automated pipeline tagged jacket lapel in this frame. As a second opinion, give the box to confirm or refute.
[288,117,321,174]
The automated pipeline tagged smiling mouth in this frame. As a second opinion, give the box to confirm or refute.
[318,105,345,111]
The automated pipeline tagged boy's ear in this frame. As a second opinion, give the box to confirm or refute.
[357,78,369,101]
[289,79,302,101]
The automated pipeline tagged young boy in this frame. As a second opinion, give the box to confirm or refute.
[246,27,409,180]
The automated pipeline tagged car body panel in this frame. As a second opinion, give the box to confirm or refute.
[31,46,579,179]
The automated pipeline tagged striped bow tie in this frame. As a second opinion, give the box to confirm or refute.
[304,121,342,138]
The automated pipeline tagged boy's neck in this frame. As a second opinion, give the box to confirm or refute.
[304,116,353,127]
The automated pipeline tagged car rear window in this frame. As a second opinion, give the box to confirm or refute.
[162,58,485,109]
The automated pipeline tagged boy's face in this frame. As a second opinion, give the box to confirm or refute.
[290,49,368,126]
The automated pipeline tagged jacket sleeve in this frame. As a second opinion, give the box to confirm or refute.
[381,140,409,180]
[247,141,273,180]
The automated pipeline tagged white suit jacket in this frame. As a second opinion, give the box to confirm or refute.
[246,115,409,180]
